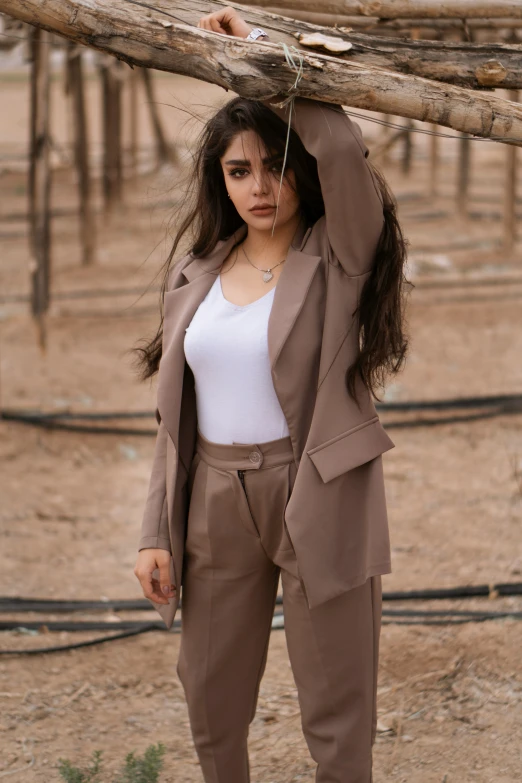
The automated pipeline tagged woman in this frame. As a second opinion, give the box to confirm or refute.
[133,7,409,783]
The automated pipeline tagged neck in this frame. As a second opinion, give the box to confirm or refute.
[241,212,302,262]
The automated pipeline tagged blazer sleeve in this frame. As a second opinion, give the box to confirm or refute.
[260,94,385,277]
[137,249,193,553]
[138,413,171,552]
[137,254,194,553]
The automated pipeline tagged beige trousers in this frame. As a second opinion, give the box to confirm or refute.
[176,430,382,783]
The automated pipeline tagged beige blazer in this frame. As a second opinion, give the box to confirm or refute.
[138,97,396,629]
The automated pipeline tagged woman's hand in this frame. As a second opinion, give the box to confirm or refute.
[197,7,252,39]
[134,549,176,605]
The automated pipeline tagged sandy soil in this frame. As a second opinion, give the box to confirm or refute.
[0,67,521,782]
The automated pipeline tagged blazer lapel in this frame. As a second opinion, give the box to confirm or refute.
[267,238,321,370]
[157,216,321,452]
[157,226,247,448]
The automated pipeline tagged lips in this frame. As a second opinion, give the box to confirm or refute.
[250,205,275,213]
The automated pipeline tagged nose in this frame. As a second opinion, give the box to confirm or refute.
[251,167,271,196]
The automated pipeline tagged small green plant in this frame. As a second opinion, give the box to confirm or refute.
[57,744,166,783]
[57,750,103,783]
[114,744,166,783]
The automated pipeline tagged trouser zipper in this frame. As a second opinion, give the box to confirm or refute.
[238,469,258,534]
[238,469,248,498]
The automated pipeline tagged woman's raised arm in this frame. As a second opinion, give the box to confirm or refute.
[196,8,385,278]
[261,95,385,277]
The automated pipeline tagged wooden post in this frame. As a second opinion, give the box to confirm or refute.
[456,131,471,217]
[28,26,52,349]
[128,65,139,180]
[140,67,174,169]
[400,26,422,177]
[114,62,124,197]
[402,119,414,175]
[456,27,473,218]
[66,41,96,264]
[429,123,439,198]
[63,40,75,166]
[380,113,393,167]
[100,56,123,215]
[503,88,519,253]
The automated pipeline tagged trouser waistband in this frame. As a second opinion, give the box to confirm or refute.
[196,429,294,471]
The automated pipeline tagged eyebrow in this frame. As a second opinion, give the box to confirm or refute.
[224,154,282,166]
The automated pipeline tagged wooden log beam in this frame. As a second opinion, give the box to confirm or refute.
[330,17,522,30]
[10,13,522,48]
[249,1,522,20]
[255,6,522,88]
[2,1,522,89]
[1,0,521,145]
[348,34,521,90]
[261,8,522,33]
[5,2,520,91]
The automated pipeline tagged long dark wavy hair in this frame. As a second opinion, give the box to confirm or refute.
[132,96,411,402]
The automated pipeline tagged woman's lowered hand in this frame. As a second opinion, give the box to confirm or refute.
[134,549,176,605]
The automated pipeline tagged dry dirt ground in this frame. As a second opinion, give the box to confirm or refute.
[1,68,521,782]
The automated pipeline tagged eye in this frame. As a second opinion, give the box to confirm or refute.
[229,168,248,178]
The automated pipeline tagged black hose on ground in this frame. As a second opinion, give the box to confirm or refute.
[1,606,522,656]
[1,582,520,615]
[1,583,521,655]
[2,393,522,434]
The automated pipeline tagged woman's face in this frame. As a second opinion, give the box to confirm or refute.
[220,130,300,230]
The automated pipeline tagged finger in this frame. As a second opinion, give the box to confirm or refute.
[220,7,243,31]
[151,579,176,604]
[158,564,176,597]
[209,16,227,34]
[138,571,168,604]
[203,16,215,31]
[207,8,233,31]
[150,577,174,603]
[211,8,228,21]
[220,7,236,24]
[146,579,169,604]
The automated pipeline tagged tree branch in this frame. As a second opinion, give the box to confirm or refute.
[245,1,522,20]
[0,0,520,144]
[233,1,522,89]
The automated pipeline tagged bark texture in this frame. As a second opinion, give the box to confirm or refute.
[0,0,521,144]
[246,1,522,19]
[258,8,522,30]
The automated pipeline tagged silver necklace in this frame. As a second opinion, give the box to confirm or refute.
[241,244,285,283]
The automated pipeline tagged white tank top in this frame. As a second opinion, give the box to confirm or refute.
[184,274,290,445]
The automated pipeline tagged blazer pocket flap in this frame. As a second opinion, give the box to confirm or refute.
[306,417,395,483]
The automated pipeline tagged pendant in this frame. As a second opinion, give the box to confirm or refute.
[263,270,273,283]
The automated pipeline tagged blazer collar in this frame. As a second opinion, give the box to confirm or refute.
[181,215,311,283]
